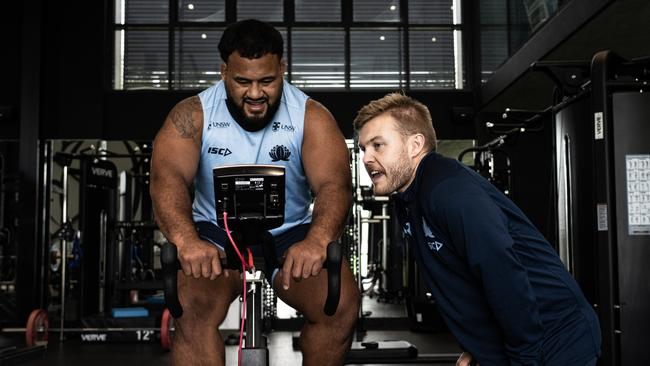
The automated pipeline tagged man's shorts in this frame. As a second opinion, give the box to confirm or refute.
[195,221,310,283]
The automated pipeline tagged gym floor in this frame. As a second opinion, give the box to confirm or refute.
[6,297,462,366]
[22,330,459,366]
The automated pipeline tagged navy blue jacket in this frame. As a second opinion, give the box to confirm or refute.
[395,152,601,366]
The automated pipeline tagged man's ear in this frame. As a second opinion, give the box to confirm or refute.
[409,134,426,158]
[280,57,287,75]
[220,63,227,80]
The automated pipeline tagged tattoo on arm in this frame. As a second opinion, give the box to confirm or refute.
[170,96,201,138]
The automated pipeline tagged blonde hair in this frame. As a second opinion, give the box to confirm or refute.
[353,93,437,152]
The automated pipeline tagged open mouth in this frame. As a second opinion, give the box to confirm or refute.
[368,169,385,182]
[245,99,267,112]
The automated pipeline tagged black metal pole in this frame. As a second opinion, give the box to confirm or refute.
[17,0,44,322]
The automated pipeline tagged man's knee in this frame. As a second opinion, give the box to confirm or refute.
[175,299,223,335]
[336,278,361,328]
[177,277,239,328]
[312,277,359,335]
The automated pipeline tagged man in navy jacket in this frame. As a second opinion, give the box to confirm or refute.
[354,93,601,366]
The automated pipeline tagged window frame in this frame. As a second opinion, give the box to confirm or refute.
[111,0,467,91]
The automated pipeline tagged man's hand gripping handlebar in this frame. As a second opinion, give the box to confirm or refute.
[161,240,342,318]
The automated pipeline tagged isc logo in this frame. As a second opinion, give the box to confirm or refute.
[208,147,232,156]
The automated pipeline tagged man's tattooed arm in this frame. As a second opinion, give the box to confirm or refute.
[150,95,204,249]
[169,96,202,139]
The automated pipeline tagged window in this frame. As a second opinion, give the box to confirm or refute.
[295,0,341,22]
[409,0,456,24]
[480,0,562,82]
[410,29,461,89]
[117,0,168,24]
[351,29,404,88]
[291,29,345,89]
[113,0,465,90]
[353,0,400,22]
[178,0,225,22]
[174,29,223,89]
[237,0,283,21]
[480,0,509,82]
[118,30,169,90]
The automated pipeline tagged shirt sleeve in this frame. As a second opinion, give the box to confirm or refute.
[430,177,544,366]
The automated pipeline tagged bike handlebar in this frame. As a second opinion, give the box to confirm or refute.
[161,240,342,318]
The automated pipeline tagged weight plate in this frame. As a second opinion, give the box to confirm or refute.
[160,308,173,351]
[25,309,49,347]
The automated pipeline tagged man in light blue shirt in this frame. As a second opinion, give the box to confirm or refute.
[151,19,359,366]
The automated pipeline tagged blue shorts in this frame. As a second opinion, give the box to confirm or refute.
[195,221,310,283]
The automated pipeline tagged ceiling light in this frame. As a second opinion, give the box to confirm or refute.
[390,5,396,11]
[188,3,194,10]
[379,35,386,41]
[201,33,207,39]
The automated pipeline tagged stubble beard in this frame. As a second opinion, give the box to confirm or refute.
[373,151,413,196]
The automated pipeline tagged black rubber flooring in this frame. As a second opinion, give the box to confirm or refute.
[2,297,462,365]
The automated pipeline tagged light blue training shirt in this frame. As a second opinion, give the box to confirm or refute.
[192,80,313,237]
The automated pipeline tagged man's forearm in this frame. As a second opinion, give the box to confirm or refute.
[306,183,352,245]
[151,176,198,247]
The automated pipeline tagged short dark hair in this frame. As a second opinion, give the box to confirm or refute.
[218,19,284,62]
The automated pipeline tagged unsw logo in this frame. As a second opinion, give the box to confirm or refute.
[269,145,291,162]
[271,121,295,133]
[207,121,230,130]
[208,147,232,156]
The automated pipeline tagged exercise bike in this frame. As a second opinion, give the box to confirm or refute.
[161,164,341,366]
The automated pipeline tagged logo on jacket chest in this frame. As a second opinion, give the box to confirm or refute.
[403,222,412,237]
[269,145,291,162]
[422,218,444,252]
